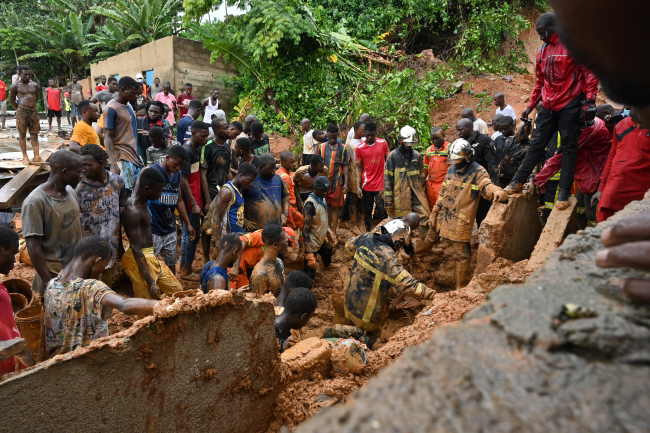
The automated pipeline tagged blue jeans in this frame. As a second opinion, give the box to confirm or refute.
[181,213,201,268]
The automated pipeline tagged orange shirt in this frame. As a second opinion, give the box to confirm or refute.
[276,166,296,206]
[423,142,449,185]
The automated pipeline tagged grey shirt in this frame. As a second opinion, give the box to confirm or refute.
[150,85,163,100]
[22,185,82,295]
[68,82,84,105]
[95,89,116,111]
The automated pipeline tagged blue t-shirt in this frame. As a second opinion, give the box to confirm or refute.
[147,163,181,236]
[176,115,194,144]
[243,174,288,231]
[199,261,229,293]
[223,182,245,234]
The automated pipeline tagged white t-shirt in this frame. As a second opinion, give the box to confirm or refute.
[496,104,517,121]
[346,138,362,162]
[492,131,502,140]
[346,128,355,144]
[303,129,318,155]
[473,118,488,135]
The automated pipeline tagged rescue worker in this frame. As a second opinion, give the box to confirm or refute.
[456,118,499,227]
[504,12,598,211]
[534,105,611,228]
[423,127,449,206]
[421,139,508,288]
[384,125,430,237]
[343,218,435,342]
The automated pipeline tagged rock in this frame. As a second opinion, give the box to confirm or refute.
[281,337,332,382]
[520,94,529,103]
[296,192,650,433]
[419,49,443,68]
[330,339,367,375]
[527,197,578,271]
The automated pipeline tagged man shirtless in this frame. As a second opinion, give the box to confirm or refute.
[122,167,182,300]
[249,224,288,296]
[9,67,41,165]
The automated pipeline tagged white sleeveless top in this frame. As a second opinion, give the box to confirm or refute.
[204,97,220,121]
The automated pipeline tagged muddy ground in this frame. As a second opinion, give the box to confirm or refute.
[2,71,549,431]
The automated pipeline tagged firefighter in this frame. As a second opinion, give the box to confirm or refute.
[420,139,508,288]
[384,125,430,237]
[343,218,435,342]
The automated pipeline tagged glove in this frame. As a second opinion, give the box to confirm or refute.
[493,190,508,203]
[522,182,537,200]
[305,253,317,268]
[421,285,436,300]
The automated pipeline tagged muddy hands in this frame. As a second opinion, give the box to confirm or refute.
[596,210,650,303]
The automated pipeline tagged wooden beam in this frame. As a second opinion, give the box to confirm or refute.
[0,146,60,209]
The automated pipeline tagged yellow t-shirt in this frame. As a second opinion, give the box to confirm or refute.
[71,121,100,147]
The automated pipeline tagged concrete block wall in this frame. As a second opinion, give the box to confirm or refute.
[0,290,282,433]
[173,37,239,115]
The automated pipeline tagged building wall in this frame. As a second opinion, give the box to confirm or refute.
[89,36,238,115]
[173,37,239,115]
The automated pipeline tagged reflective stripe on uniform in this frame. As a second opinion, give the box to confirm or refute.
[354,253,408,324]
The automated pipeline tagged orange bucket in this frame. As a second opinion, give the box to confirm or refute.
[15,304,42,358]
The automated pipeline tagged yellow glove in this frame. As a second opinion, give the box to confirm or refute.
[305,253,317,268]
[493,190,508,203]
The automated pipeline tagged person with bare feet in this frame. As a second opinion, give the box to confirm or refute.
[122,167,183,301]
[9,66,41,165]
[249,224,288,296]
[199,233,243,293]
[44,78,62,131]
[43,236,159,357]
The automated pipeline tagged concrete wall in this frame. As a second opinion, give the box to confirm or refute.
[172,37,238,114]
[89,36,239,114]
[0,291,282,433]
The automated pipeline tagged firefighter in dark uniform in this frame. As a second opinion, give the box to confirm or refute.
[343,219,435,342]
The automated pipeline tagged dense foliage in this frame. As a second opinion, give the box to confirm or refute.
[185,0,545,147]
[0,0,184,84]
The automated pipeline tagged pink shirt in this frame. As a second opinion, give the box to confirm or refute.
[155,92,176,125]
[0,283,21,377]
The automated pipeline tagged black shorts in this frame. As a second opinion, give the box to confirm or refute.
[47,109,61,118]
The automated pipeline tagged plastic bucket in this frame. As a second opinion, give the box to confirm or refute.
[15,304,42,358]
[9,293,28,314]
[3,278,33,305]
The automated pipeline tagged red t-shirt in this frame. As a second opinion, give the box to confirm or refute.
[177,93,197,117]
[356,138,390,191]
[96,84,108,92]
[0,283,21,377]
[46,88,61,111]
[0,80,6,101]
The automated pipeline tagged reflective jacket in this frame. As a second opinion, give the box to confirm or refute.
[423,142,449,186]
[344,233,433,332]
[433,161,501,242]
[527,33,599,112]
[384,148,429,216]
[598,117,650,211]
[534,117,612,194]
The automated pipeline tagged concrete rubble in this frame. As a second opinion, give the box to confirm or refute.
[0,290,283,433]
[296,194,650,433]
[528,196,578,270]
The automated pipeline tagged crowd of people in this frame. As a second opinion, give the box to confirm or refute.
[2,9,650,376]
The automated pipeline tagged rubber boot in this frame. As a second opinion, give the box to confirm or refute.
[555,187,571,210]
[456,260,470,289]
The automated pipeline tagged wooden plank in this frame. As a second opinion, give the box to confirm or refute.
[0,146,60,209]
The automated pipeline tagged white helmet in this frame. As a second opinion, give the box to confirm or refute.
[447,139,474,164]
[398,125,419,145]
[381,219,411,250]
[136,73,144,81]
